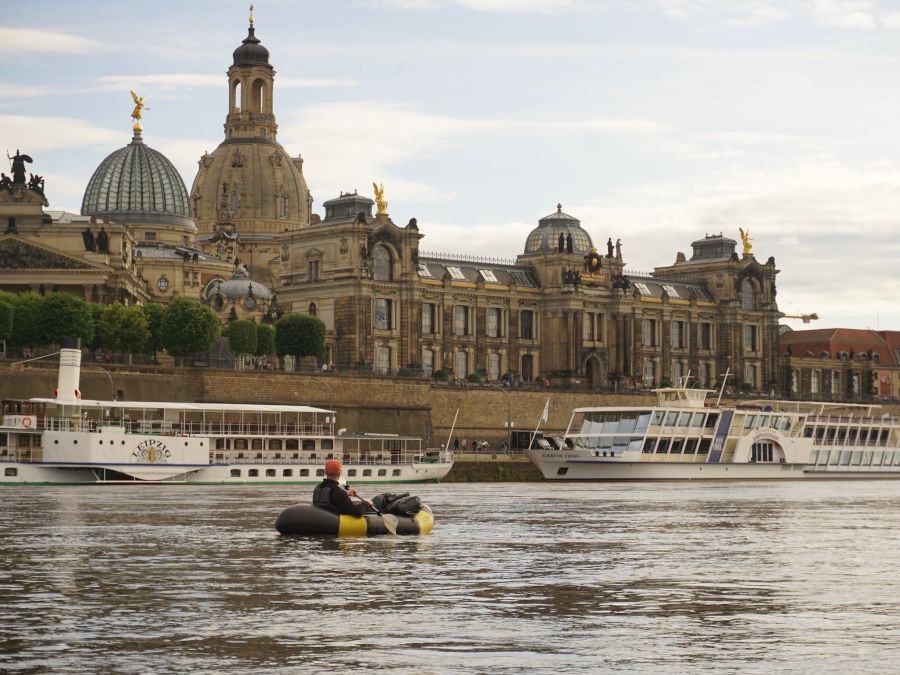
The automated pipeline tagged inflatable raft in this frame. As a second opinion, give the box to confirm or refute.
[275,503,434,536]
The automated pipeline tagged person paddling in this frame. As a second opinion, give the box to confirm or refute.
[312,460,373,517]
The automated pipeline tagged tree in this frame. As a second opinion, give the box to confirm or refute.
[6,292,43,350]
[222,319,258,355]
[256,323,275,356]
[160,297,219,358]
[95,303,149,354]
[141,302,166,357]
[274,313,325,359]
[35,293,94,347]
[0,299,13,343]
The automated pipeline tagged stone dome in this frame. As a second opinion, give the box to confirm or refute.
[233,25,271,69]
[81,132,194,230]
[524,204,593,255]
[207,267,273,302]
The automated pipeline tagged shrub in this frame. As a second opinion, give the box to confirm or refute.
[433,369,450,381]
[467,372,482,383]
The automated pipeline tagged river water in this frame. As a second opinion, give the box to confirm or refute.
[3,481,900,674]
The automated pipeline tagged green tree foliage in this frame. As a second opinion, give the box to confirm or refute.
[222,319,258,355]
[5,292,43,349]
[160,297,219,358]
[256,323,275,356]
[274,313,326,359]
[0,299,13,342]
[140,303,166,356]
[95,303,150,354]
[35,293,94,347]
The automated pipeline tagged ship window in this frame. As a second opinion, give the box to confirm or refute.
[251,439,263,450]
[315,469,324,477]
[656,439,670,454]
[363,469,372,477]
[698,439,711,454]
[651,411,664,426]
[804,427,813,438]
[346,469,356,477]
[234,439,247,450]
[392,469,401,476]
[826,428,836,445]
[302,440,316,450]
[266,469,276,477]
[300,469,309,476]
[685,439,698,454]
[377,469,387,476]
[249,469,259,476]
[882,452,892,466]
[880,429,890,446]
[635,413,651,433]
[230,469,241,477]
[848,429,858,444]
[704,414,718,429]
[677,412,691,427]
[670,439,684,454]
[893,452,900,466]
[837,429,847,444]
[664,412,678,426]
[815,428,825,443]
[4,467,17,476]
[869,430,879,447]
[269,439,282,450]
[616,416,636,434]
[743,415,756,429]
[282,469,292,477]
[602,414,620,434]
[851,451,862,465]
[691,414,704,428]
[840,452,852,466]
[642,438,656,453]
[628,438,643,452]
[286,439,299,450]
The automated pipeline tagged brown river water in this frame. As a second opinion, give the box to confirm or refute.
[3,481,900,674]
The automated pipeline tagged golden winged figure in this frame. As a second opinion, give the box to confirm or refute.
[130,90,150,131]
[739,227,752,255]
[373,182,387,214]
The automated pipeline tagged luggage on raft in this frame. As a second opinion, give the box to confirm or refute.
[275,500,433,536]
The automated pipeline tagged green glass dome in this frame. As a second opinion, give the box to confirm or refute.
[81,132,194,230]
[524,204,593,255]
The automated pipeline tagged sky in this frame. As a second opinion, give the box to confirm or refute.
[3,0,900,331]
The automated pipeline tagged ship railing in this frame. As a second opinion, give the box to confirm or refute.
[211,447,448,466]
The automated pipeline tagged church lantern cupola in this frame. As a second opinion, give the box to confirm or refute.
[225,9,277,142]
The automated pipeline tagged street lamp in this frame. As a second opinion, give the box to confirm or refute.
[310,378,334,425]
[494,385,511,456]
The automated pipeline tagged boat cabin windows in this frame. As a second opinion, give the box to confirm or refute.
[5,467,17,477]
[704,414,718,429]
[392,469,401,476]
[685,439,698,454]
[378,469,387,476]
[642,438,656,453]
[286,440,299,450]
[248,469,259,477]
[300,469,309,477]
[269,440,282,450]
[656,439,671,455]
[635,413,651,434]
[282,469,292,477]
[315,469,324,477]
[697,439,711,454]
[251,439,263,450]
[363,469,372,477]
[266,469,276,477]
[234,439,248,450]
[230,469,241,477]
[302,440,316,450]
[347,469,356,477]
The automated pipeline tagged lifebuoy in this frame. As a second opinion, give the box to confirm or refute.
[22,416,33,428]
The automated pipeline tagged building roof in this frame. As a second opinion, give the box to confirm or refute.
[81,131,193,230]
[206,267,274,300]
[779,328,900,364]
[418,256,540,288]
[232,25,271,69]
[627,276,714,302]
[135,243,224,264]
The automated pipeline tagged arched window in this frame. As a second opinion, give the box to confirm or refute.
[232,80,242,112]
[377,346,391,374]
[251,78,264,113]
[372,246,392,281]
[422,349,434,376]
[278,195,287,218]
[308,303,317,317]
[643,360,655,387]
[230,193,240,215]
[488,353,501,381]
[741,279,756,310]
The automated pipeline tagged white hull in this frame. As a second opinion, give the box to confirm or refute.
[527,452,900,481]
[0,460,453,485]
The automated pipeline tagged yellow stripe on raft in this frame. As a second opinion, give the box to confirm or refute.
[337,514,369,537]
[415,509,434,534]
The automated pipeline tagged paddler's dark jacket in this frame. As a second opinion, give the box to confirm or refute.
[312,478,368,517]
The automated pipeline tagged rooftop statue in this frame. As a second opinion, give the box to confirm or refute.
[739,227,752,255]
[7,149,32,184]
[130,90,150,132]
[373,182,387,214]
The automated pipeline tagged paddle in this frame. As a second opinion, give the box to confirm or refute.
[350,490,398,535]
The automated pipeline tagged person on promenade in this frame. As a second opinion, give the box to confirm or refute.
[312,460,372,517]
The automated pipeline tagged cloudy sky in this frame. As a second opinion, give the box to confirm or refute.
[3,0,900,330]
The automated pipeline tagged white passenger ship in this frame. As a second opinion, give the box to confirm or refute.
[527,383,900,481]
[1,341,452,485]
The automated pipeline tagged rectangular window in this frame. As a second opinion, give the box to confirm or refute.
[673,361,683,385]
[308,260,320,282]
[487,308,501,337]
[375,298,392,330]
[699,322,712,350]
[421,303,434,334]
[699,362,709,387]
[634,282,651,295]
[479,269,499,283]
[643,360,655,386]
[582,312,595,341]
[418,263,433,278]
[810,370,820,394]
[376,346,391,374]
[422,349,434,376]
[643,318,657,347]
[488,353,501,381]
[454,306,470,336]
[520,310,534,339]
[671,320,684,349]
[447,266,465,280]
[744,324,758,352]
[662,284,680,298]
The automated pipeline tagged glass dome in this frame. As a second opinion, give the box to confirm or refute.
[523,204,593,255]
[81,132,193,230]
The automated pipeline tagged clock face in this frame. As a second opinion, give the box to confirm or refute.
[132,439,171,464]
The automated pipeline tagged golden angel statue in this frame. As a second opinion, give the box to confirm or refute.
[130,90,150,131]
[739,227,752,255]
[373,182,387,214]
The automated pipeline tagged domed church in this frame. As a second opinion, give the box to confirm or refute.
[191,12,312,288]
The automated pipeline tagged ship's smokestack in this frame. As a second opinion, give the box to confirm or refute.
[56,337,82,403]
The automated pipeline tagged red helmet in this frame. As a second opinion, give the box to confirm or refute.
[324,460,342,476]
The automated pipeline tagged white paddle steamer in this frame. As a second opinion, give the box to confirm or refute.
[1,340,452,485]
[527,382,900,481]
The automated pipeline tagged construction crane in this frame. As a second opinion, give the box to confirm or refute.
[781,313,819,324]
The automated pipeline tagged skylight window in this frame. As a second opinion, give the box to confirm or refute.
[479,269,499,283]
[634,282,651,295]
[447,266,465,280]
[418,263,433,278]
[662,284,680,298]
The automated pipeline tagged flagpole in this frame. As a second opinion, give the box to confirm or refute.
[529,397,550,449]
